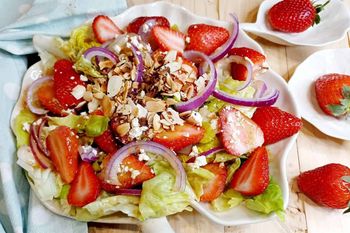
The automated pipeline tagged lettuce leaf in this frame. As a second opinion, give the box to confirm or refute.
[226,158,241,184]
[245,179,284,219]
[13,109,37,148]
[60,25,100,62]
[73,56,104,78]
[186,165,215,200]
[197,121,220,154]
[83,195,141,220]
[85,115,109,137]
[139,160,191,219]
[49,114,86,132]
[211,189,243,211]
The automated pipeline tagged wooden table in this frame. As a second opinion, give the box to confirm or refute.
[89,0,350,232]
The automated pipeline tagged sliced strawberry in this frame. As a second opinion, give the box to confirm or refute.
[53,59,86,108]
[200,163,227,202]
[126,16,170,33]
[46,126,79,183]
[92,15,123,43]
[117,155,155,188]
[219,107,264,156]
[36,80,67,116]
[228,47,266,81]
[151,26,186,53]
[252,106,302,145]
[230,146,269,196]
[94,128,118,154]
[67,162,101,207]
[186,24,229,55]
[153,123,205,152]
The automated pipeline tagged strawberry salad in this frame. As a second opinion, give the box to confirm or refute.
[13,14,302,221]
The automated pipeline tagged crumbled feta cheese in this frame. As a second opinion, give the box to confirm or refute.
[107,75,123,97]
[78,145,97,156]
[188,156,207,169]
[131,118,140,128]
[71,85,86,100]
[189,145,199,157]
[187,111,203,126]
[131,170,141,179]
[210,119,218,131]
[22,122,30,132]
[138,149,150,161]
[88,98,99,113]
[80,75,88,81]
[194,76,206,93]
[185,36,191,43]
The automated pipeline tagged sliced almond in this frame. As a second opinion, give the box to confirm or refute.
[102,95,115,117]
[99,60,114,70]
[116,123,130,137]
[152,114,161,131]
[83,90,93,102]
[145,100,166,112]
[93,92,105,100]
[107,75,123,98]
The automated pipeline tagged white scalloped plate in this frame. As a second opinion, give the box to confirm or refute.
[288,48,350,140]
[241,0,350,46]
[11,1,299,227]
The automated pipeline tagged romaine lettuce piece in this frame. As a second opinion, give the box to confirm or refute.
[13,109,37,148]
[245,179,284,219]
[85,115,109,137]
[211,189,243,211]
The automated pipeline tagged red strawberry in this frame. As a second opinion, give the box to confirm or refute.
[36,80,67,116]
[126,16,170,33]
[46,126,79,183]
[230,146,269,196]
[297,163,350,211]
[53,59,86,108]
[186,24,229,55]
[92,15,123,43]
[117,155,155,188]
[252,106,302,145]
[68,162,101,207]
[228,47,266,81]
[315,73,350,117]
[218,107,264,156]
[151,26,186,53]
[153,123,204,152]
[267,0,330,33]
[94,128,118,154]
[200,163,227,202]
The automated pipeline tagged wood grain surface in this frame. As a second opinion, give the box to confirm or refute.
[88,0,350,232]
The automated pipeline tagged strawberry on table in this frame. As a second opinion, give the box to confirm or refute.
[297,163,350,211]
[267,0,330,33]
[186,24,229,55]
[230,146,269,196]
[200,163,227,202]
[151,26,186,53]
[126,16,170,33]
[68,162,101,207]
[218,107,264,156]
[53,59,86,109]
[315,73,350,117]
[228,47,266,81]
[153,123,205,152]
[92,15,123,43]
[46,126,79,184]
[36,79,67,116]
[252,106,302,145]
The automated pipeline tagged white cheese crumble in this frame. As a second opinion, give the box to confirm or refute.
[22,122,30,132]
[138,149,150,161]
[80,75,88,82]
[189,145,199,157]
[188,156,207,169]
[131,170,141,179]
[71,85,86,100]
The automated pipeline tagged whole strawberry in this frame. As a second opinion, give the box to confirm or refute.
[297,163,350,212]
[252,106,302,145]
[315,73,350,117]
[267,0,330,33]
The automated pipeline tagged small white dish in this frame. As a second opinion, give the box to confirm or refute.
[288,48,350,140]
[241,0,350,46]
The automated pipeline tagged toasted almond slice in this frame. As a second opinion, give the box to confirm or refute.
[116,123,130,137]
[145,100,166,112]
[107,75,123,98]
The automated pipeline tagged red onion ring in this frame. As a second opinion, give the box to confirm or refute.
[210,13,239,62]
[213,87,279,107]
[84,47,118,64]
[112,188,142,196]
[130,44,144,82]
[187,147,224,163]
[105,141,186,192]
[36,117,49,156]
[26,77,52,115]
[251,80,268,98]
[175,50,217,112]
[30,123,52,169]
[96,40,114,64]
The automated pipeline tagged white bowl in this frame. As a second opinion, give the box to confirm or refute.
[241,0,350,46]
[11,1,299,227]
[288,48,350,140]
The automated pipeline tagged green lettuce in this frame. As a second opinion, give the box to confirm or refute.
[49,114,109,137]
[13,109,37,148]
[83,195,141,220]
[186,165,215,200]
[197,122,220,154]
[226,158,241,184]
[245,179,284,219]
[139,160,191,219]
[60,25,100,61]
[73,56,104,78]
[211,189,243,211]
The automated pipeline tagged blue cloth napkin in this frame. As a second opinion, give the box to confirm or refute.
[0,1,127,233]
